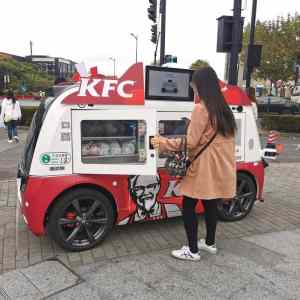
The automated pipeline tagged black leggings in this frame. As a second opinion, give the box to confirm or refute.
[182,196,218,253]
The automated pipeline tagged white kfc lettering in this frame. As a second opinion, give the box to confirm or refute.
[117,80,135,98]
[102,80,118,97]
[78,78,101,97]
[77,79,136,98]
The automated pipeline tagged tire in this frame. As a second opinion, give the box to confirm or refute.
[47,188,115,251]
[217,173,257,222]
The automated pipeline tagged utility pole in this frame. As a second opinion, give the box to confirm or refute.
[159,0,166,65]
[228,0,242,85]
[154,32,161,65]
[245,0,257,89]
[30,40,33,57]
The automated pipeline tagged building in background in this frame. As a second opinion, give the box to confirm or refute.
[0,52,76,82]
[25,55,76,82]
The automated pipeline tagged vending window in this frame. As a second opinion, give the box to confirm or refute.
[81,120,147,164]
[158,120,187,137]
[158,120,187,158]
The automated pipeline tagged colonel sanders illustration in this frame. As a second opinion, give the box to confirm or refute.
[119,175,167,224]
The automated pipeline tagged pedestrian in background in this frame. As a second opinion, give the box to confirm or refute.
[0,90,22,143]
[151,67,236,261]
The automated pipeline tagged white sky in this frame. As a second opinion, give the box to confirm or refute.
[1,0,299,79]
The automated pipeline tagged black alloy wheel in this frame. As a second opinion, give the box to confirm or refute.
[47,188,115,251]
[217,173,257,222]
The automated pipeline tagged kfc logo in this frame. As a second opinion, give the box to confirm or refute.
[78,78,136,98]
[62,63,144,105]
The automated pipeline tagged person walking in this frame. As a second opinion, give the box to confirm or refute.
[151,67,236,261]
[0,90,22,143]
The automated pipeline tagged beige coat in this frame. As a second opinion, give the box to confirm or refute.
[159,103,236,200]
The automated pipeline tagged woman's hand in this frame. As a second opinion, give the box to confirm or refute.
[151,135,160,150]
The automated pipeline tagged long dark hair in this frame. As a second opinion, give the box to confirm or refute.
[192,67,236,137]
[7,90,16,105]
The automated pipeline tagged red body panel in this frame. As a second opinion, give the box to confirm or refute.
[20,161,265,236]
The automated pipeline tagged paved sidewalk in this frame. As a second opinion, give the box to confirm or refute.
[0,227,300,299]
[0,163,300,275]
[0,128,27,180]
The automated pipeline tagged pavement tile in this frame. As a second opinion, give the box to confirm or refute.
[46,282,103,300]
[21,260,80,296]
[80,250,94,265]
[91,245,105,261]
[83,262,166,300]
[0,270,42,299]
[243,229,300,258]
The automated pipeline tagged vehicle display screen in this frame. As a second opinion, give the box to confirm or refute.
[145,66,194,101]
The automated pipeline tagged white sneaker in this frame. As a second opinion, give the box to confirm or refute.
[8,139,13,143]
[171,246,201,261]
[198,239,218,254]
[13,136,19,142]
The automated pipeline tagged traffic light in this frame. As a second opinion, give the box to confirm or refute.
[151,24,157,44]
[148,0,157,23]
[165,55,177,63]
[216,16,244,53]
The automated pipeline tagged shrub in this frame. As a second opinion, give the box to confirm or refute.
[260,115,300,133]
[20,107,37,126]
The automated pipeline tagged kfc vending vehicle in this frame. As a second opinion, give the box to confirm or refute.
[17,63,267,251]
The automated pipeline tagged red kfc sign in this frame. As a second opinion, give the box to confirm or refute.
[63,63,144,105]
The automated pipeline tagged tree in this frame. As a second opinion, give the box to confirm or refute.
[190,59,210,70]
[242,13,300,82]
[0,56,54,95]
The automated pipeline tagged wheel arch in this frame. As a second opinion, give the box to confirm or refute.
[44,183,118,228]
[237,170,258,198]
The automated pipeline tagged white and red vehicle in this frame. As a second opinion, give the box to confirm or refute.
[17,63,269,251]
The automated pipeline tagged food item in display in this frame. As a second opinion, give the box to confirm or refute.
[82,142,110,156]
[122,141,136,155]
[110,141,122,155]
[98,142,110,156]
[82,142,94,156]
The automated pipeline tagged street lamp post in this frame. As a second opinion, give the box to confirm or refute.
[130,33,138,63]
[245,0,258,90]
[109,57,116,78]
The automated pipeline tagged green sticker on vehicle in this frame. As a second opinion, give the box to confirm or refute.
[40,152,71,165]
[41,154,51,164]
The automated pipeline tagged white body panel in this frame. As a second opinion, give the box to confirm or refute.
[30,88,262,177]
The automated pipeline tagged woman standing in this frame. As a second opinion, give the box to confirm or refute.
[151,67,236,261]
[0,91,22,143]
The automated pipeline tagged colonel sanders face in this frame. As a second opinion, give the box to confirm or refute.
[128,175,160,213]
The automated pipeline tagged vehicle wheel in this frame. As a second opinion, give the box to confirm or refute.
[217,173,257,222]
[47,188,115,251]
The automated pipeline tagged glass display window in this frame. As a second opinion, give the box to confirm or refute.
[81,120,147,164]
[158,120,187,158]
